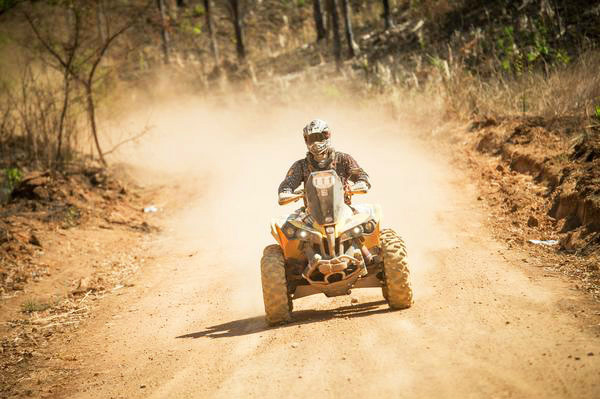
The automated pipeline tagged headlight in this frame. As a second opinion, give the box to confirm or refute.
[296,230,309,239]
[363,221,375,234]
[282,222,319,242]
[282,222,296,239]
[340,225,364,241]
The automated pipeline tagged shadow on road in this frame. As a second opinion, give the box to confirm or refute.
[176,300,392,339]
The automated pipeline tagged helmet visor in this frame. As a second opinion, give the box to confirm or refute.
[305,132,330,145]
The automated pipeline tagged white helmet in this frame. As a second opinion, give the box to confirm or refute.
[303,119,331,161]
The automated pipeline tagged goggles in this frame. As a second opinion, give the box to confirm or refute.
[304,132,330,145]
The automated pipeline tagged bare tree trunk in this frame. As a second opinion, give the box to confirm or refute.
[95,0,107,44]
[312,0,326,41]
[340,0,357,58]
[157,0,171,64]
[56,72,71,164]
[81,24,131,167]
[228,0,246,61]
[382,0,393,30]
[84,84,106,166]
[19,73,38,165]
[326,0,342,70]
[203,0,220,69]
[57,7,79,164]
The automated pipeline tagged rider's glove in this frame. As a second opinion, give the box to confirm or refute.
[278,191,296,202]
[351,180,369,193]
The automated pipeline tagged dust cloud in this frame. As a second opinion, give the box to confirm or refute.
[62,85,600,399]
[111,86,454,314]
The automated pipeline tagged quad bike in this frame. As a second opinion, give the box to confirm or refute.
[260,169,413,325]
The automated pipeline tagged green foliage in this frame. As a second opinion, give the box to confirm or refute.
[495,20,570,75]
[529,21,550,61]
[555,49,571,66]
[496,26,518,73]
[193,4,205,16]
[595,105,600,120]
[63,205,81,228]
[21,299,51,313]
[179,7,204,36]
[4,167,22,192]
[0,0,18,13]
[428,55,443,68]
[296,0,306,6]
[1,168,22,204]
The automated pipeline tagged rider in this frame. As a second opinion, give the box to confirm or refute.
[278,119,371,205]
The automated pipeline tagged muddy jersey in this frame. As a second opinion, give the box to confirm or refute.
[278,151,370,194]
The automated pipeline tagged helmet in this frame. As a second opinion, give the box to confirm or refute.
[303,119,329,138]
[303,119,331,161]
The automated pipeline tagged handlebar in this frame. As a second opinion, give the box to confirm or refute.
[278,187,367,206]
[348,188,368,195]
[278,193,304,205]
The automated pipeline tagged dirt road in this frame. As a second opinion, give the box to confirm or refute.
[56,97,600,398]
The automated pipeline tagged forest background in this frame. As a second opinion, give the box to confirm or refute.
[0,0,597,170]
[1,2,600,396]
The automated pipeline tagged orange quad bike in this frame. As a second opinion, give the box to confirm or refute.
[260,169,413,325]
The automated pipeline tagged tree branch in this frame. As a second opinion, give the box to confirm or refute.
[102,125,153,157]
[23,12,69,70]
[24,11,85,85]
[87,23,132,85]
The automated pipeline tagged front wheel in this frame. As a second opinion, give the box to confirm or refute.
[260,245,292,325]
[380,229,413,309]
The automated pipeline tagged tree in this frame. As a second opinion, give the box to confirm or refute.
[95,0,107,44]
[226,0,245,61]
[382,0,393,30]
[340,0,358,58]
[312,0,326,42]
[326,0,342,70]
[55,8,79,163]
[25,3,133,166]
[157,0,171,64]
[203,0,220,69]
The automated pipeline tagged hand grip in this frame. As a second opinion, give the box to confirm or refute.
[278,194,303,205]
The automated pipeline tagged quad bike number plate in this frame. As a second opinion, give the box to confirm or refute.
[313,173,335,189]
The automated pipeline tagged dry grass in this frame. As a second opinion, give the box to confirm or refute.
[442,50,600,122]
[0,66,83,170]
[20,298,52,313]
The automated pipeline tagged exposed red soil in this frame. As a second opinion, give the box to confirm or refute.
[0,165,161,397]
[452,116,600,299]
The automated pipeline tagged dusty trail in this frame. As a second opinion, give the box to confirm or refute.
[59,97,599,399]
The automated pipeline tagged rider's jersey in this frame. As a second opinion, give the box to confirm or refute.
[278,150,370,195]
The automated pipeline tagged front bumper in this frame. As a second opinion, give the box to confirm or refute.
[301,250,366,297]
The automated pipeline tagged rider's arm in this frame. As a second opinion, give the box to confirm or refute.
[341,153,371,188]
[278,160,304,194]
